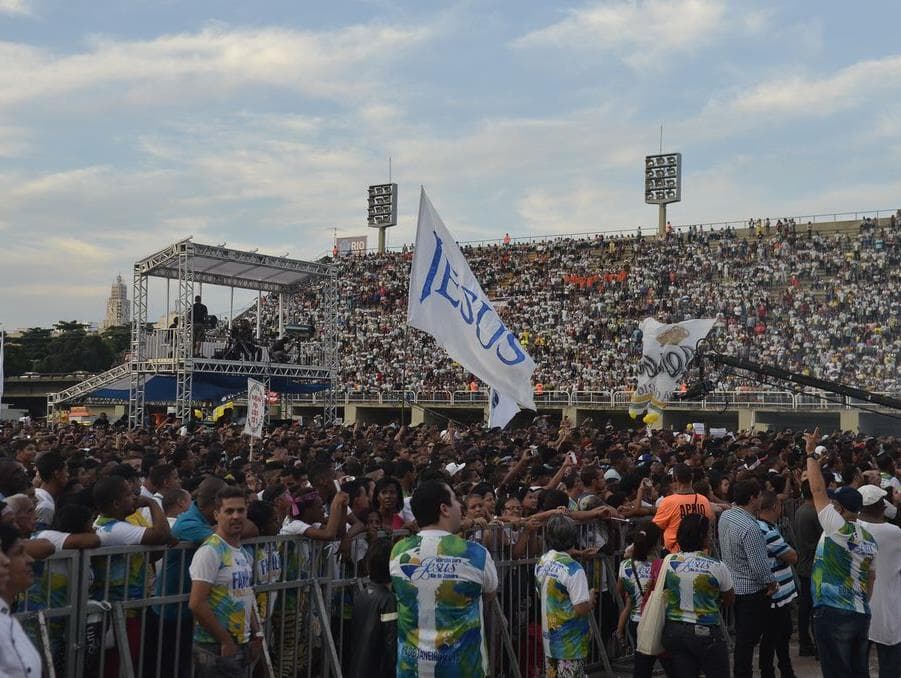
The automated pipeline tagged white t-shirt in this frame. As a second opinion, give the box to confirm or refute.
[34,488,55,528]
[280,517,317,536]
[858,520,901,646]
[94,517,146,546]
[0,601,42,678]
[188,534,255,644]
[35,529,69,552]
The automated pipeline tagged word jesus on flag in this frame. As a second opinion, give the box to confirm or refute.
[408,189,536,411]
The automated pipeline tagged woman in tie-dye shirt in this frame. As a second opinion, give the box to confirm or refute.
[534,515,596,678]
[616,524,674,678]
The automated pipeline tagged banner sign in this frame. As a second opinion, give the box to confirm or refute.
[336,235,367,256]
[407,188,536,410]
[244,378,266,438]
[628,318,715,424]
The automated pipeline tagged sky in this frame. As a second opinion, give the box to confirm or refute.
[1,0,900,328]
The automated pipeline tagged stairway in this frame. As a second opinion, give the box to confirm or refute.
[49,363,131,406]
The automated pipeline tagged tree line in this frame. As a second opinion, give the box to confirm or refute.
[3,322,131,376]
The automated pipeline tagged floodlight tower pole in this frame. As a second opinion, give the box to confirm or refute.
[378,227,387,254]
[658,204,667,238]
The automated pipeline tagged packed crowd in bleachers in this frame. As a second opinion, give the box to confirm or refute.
[1,413,899,677]
[248,217,900,395]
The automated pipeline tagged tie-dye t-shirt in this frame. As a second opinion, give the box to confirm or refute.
[812,505,878,614]
[534,550,590,660]
[93,515,148,604]
[390,530,498,677]
[662,552,733,625]
[189,533,255,644]
[618,558,653,622]
[252,542,282,620]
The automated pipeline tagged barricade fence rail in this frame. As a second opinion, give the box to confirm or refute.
[288,388,900,410]
[17,506,811,678]
[17,523,639,678]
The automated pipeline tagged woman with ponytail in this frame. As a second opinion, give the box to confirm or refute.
[616,523,674,677]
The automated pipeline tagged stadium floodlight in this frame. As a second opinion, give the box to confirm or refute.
[644,153,681,205]
[367,182,398,253]
[644,152,682,236]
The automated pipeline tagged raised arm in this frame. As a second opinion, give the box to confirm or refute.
[804,428,829,513]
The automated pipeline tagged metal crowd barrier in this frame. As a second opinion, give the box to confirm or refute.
[15,498,804,676]
[19,518,753,678]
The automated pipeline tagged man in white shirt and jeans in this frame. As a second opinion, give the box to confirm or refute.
[858,484,901,678]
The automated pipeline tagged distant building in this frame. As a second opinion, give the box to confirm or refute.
[101,275,130,330]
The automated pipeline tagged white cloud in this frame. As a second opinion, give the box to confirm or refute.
[0,0,32,16]
[511,0,730,69]
[715,55,901,119]
[0,22,432,111]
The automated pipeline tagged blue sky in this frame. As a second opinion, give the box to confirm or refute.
[1,0,900,328]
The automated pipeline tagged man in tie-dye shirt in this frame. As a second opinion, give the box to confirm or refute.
[534,515,595,678]
[805,429,878,678]
[189,486,261,678]
[390,480,498,677]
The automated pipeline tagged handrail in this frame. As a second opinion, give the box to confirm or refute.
[284,388,901,410]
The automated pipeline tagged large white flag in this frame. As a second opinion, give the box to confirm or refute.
[408,189,536,410]
[488,387,520,429]
[244,377,266,438]
[628,318,715,424]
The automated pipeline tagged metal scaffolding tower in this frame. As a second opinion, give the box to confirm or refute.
[55,238,339,428]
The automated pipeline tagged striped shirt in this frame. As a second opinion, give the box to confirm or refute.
[717,506,776,595]
[757,519,798,607]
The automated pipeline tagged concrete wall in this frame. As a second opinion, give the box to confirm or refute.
[287,401,900,434]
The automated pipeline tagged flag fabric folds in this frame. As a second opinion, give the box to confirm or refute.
[407,188,536,412]
[628,318,715,424]
[488,387,520,430]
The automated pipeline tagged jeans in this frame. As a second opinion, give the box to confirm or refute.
[193,642,251,678]
[733,591,770,678]
[629,620,675,678]
[875,641,901,678]
[812,607,870,678]
[797,576,815,650]
[759,603,795,678]
[661,620,731,678]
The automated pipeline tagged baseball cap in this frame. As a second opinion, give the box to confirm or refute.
[604,468,622,482]
[827,486,863,513]
[858,484,887,507]
[445,462,466,477]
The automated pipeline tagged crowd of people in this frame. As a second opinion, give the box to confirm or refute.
[235,217,901,397]
[1,412,900,677]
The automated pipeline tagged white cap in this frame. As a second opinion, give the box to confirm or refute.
[445,462,466,477]
[814,445,828,455]
[604,468,622,482]
[859,484,887,506]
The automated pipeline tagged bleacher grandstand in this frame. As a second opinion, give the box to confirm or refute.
[241,214,899,397]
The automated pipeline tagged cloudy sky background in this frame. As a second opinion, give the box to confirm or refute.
[1,0,900,328]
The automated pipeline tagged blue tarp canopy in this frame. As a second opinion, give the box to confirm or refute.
[92,374,327,402]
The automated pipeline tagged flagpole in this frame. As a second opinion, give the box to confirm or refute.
[400,322,404,427]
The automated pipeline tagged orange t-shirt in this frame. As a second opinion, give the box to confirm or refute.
[653,492,712,552]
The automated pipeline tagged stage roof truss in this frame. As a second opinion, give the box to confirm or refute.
[136,239,335,293]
